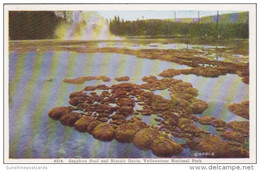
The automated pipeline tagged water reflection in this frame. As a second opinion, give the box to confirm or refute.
[9,45,248,158]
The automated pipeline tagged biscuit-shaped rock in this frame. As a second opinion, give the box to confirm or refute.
[220,129,245,144]
[158,69,182,77]
[211,118,226,128]
[242,76,249,84]
[116,97,135,107]
[175,82,193,88]
[101,76,111,82]
[191,67,223,77]
[87,120,101,134]
[64,76,111,84]
[171,93,194,101]
[117,106,134,116]
[115,120,147,142]
[115,76,130,82]
[191,134,249,158]
[227,121,249,136]
[115,124,137,142]
[132,128,160,150]
[198,116,226,128]
[141,75,158,82]
[198,116,213,125]
[226,144,249,158]
[69,96,86,106]
[151,136,183,157]
[69,91,86,99]
[178,118,206,135]
[178,118,193,127]
[189,99,208,114]
[63,77,89,84]
[60,112,83,127]
[74,116,96,132]
[227,100,249,119]
[97,117,109,123]
[48,106,74,120]
[92,124,115,141]
[140,91,154,99]
[183,87,198,97]
[84,86,96,91]
[96,84,110,90]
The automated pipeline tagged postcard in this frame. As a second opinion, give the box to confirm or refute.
[3,3,257,164]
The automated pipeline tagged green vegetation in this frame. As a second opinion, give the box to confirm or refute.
[109,12,248,39]
[167,12,249,24]
[9,11,63,40]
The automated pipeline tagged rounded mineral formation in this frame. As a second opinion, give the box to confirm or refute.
[227,121,249,136]
[115,123,137,142]
[69,91,86,99]
[189,99,208,114]
[87,120,101,134]
[115,120,147,142]
[115,76,130,82]
[59,112,83,127]
[198,116,215,125]
[151,136,183,157]
[211,118,226,127]
[190,134,249,158]
[220,129,245,144]
[48,106,74,120]
[132,128,160,149]
[74,116,96,132]
[69,96,86,106]
[84,86,96,91]
[227,100,249,119]
[197,116,226,127]
[92,124,115,141]
[183,87,199,97]
[242,76,249,84]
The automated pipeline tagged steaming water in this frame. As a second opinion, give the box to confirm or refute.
[55,12,121,41]
[8,46,248,158]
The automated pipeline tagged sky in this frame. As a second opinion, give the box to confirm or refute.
[96,10,246,21]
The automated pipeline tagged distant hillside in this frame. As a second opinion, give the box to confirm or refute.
[168,12,248,24]
[200,12,248,23]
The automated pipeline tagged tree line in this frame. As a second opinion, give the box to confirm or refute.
[109,16,248,39]
[9,11,63,40]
